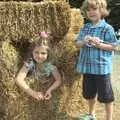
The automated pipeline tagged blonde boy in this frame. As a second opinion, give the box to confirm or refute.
[75,0,118,120]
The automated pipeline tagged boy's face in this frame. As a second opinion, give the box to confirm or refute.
[32,46,48,64]
[86,7,101,24]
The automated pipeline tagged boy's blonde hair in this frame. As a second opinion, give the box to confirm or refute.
[81,0,109,18]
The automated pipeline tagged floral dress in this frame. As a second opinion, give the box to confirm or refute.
[24,58,56,84]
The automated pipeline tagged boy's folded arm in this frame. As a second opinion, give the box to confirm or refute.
[95,42,116,51]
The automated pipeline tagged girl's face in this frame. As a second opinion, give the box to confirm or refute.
[86,7,101,24]
[32,46,48,64]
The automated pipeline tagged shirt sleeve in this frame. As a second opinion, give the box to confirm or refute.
[75,29,83,42]
[43,63,56,76]
[24,58,34,72]
[104,26,118,47]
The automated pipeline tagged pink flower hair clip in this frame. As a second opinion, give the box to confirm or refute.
[39,31,49,38]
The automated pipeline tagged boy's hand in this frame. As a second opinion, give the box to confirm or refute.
[44,90,52,100]
[84,35,92,43]
[92,37,102,47]
[84,35,93,47]
[84,36,102,47]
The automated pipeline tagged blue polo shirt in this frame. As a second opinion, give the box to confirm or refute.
[76,19,118,75]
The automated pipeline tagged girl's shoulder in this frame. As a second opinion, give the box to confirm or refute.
[24,58,35,71]
[35,62,57,78]
[44,62,57,72]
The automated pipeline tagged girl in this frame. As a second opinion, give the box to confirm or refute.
[15,32,61,101]
[75,0,118,120]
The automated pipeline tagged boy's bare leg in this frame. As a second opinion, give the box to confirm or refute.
[88,98,97,116]
[105,102,113,120]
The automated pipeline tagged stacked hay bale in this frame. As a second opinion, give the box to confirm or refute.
[58,9,88,118]
[0,1,86,120]
[0,1,70,42]
[0,1,71,120]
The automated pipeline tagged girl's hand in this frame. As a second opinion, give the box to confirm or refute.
[44,90,52,100]
[31,91,44,101]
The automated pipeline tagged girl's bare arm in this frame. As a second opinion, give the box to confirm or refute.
[15,65,34,95]
[48,67,61,91]
[44,67,61,100]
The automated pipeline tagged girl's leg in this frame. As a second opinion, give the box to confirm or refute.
[105,102,113,120]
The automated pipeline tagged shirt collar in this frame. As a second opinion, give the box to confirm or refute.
[89,19,106,28]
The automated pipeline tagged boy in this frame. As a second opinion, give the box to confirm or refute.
[75,0,118,120]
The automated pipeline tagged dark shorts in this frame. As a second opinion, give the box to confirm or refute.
[82,74,114,103]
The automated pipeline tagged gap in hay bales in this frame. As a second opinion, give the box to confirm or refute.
[11,38,31,60]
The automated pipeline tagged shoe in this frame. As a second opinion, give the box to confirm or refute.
[78,114,96,120]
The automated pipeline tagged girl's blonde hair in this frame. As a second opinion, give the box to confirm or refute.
[34,38,49,50]
[81,0,109,18]
[34,31,51,49]
[26,32,52,62]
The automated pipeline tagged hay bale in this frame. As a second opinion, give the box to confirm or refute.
[69,8,84,34]
[0,40,63,120]
[0,1,71,44]
[59,76,88,118]
[53,9,87,117]
[0,5,85,120]
[0,40,22,120]
[52,8,83,80]
[1,40,21,71]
